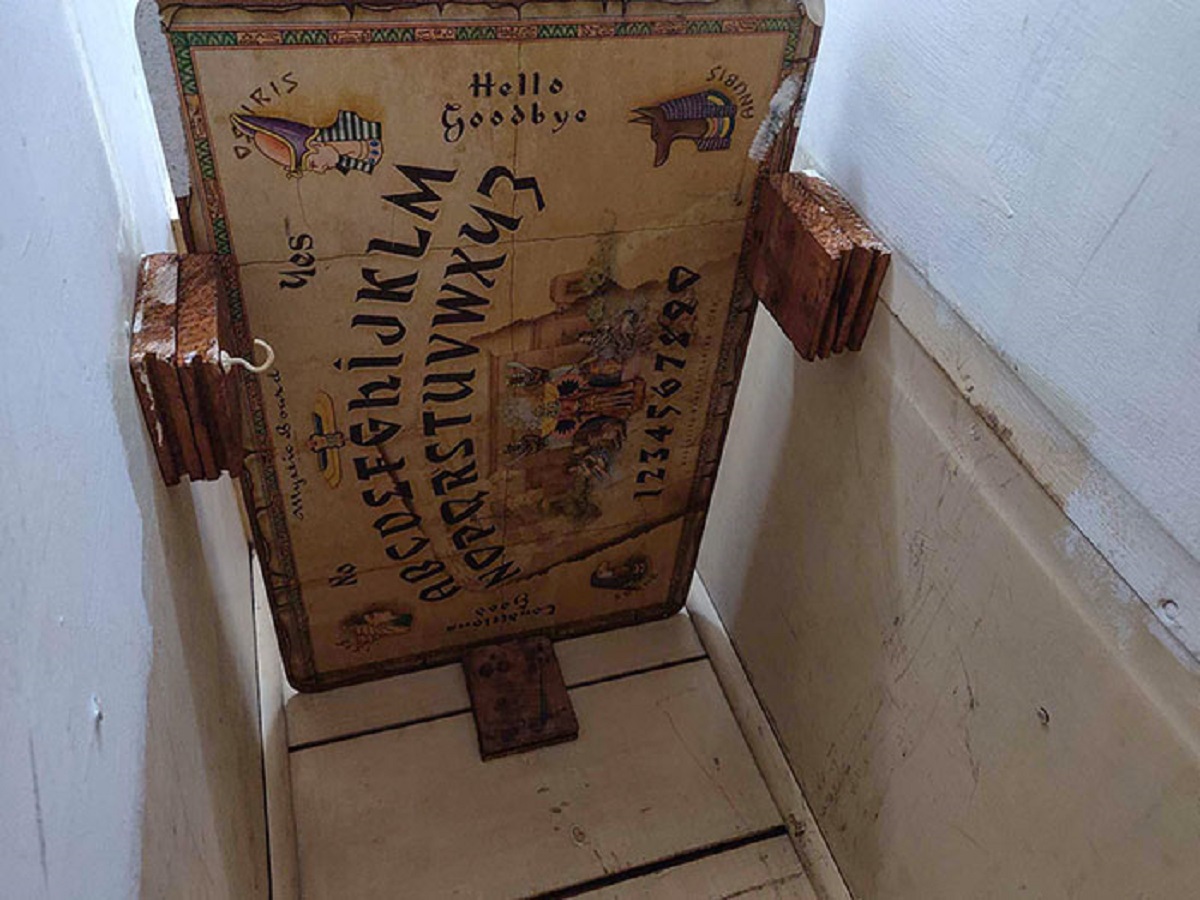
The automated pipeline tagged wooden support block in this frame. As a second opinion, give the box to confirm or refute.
[131,254,200,484]
[176,255,221,480]
[795,172,891,353]
[463,637,579,760]
[130,252,247,484]
[176,254,245,478]
[746,172,890,360]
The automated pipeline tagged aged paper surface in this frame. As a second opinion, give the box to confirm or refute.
[166,0,819,689]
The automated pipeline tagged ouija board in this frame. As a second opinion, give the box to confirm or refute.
[160,0,820,690]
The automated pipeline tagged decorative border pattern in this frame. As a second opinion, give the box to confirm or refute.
[169,12,818,690]
[171,16,803,93]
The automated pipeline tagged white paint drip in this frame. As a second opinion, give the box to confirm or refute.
[749,73,803,162]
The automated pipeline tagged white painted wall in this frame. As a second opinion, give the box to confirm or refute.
[700,303,1200,898]
[0,1,266,897]
[695,4,1200,893]
[800,0,1200,579]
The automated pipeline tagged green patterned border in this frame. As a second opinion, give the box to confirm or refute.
[169,14,803,81]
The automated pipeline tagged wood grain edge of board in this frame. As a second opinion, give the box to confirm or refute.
[795,170,891,354]
[846,250,892,352]
[143,254,207,482]
[820,245,871,358]
[130,254,188,485]
[175,364,220,480]
[750,172,893,360]
[782,232,846,363]
[175,254,219,479]
[748,184,836,361]
[175,253,248,478]
[778,175,856,361]
[814,248,850,360]
[751,176,833,360]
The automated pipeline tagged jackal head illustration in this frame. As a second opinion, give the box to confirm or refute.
[630,90,737,167]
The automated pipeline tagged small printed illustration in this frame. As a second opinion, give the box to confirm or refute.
[496,271,653,523]
[630,90,737,167]
[307,391,344,487]
[590,553,654,591]
[336,605,414,653]
[230,109,383,177]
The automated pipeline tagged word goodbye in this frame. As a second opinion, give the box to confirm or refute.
[443,71,587,143]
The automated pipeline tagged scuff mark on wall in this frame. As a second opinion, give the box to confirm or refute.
[799,0,1200,613]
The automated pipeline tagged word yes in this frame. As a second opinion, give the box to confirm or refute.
[279,233,316,290]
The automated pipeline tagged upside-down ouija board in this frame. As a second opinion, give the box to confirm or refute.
[160,0,820,690]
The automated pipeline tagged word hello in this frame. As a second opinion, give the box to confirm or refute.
[442,71,587,143]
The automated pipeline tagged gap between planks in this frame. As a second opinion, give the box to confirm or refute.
[258,579,845,899]
[534,828,806,899]
[290,660,788,899]
[284,611,707,751]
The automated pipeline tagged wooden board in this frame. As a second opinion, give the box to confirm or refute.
[175,253,247,479]
[284,610,704,748]
[463,636,580,759]
[576,836,816,900]
[161,0,820,689]
[289,660,782,898]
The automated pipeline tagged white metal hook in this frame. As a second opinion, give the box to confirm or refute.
[221,338,276,375]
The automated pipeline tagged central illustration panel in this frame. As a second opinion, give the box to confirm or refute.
[168,2,819,689]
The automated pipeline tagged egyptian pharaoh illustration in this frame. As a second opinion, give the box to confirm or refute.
[230,110,383,177]
[630,90,737,167]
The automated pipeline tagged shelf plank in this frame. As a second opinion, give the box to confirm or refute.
[576,836,816,900]
[290,660,779,899]
[285,612,703,749]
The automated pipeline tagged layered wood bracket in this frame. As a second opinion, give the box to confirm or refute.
[747,171,891,360]
[129,253,247,485]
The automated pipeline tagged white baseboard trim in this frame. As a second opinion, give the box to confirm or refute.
[687,574,852,900]
[253,558,300,900]
[880,256,1200,666]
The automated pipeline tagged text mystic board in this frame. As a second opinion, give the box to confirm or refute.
[163,0,819,690]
